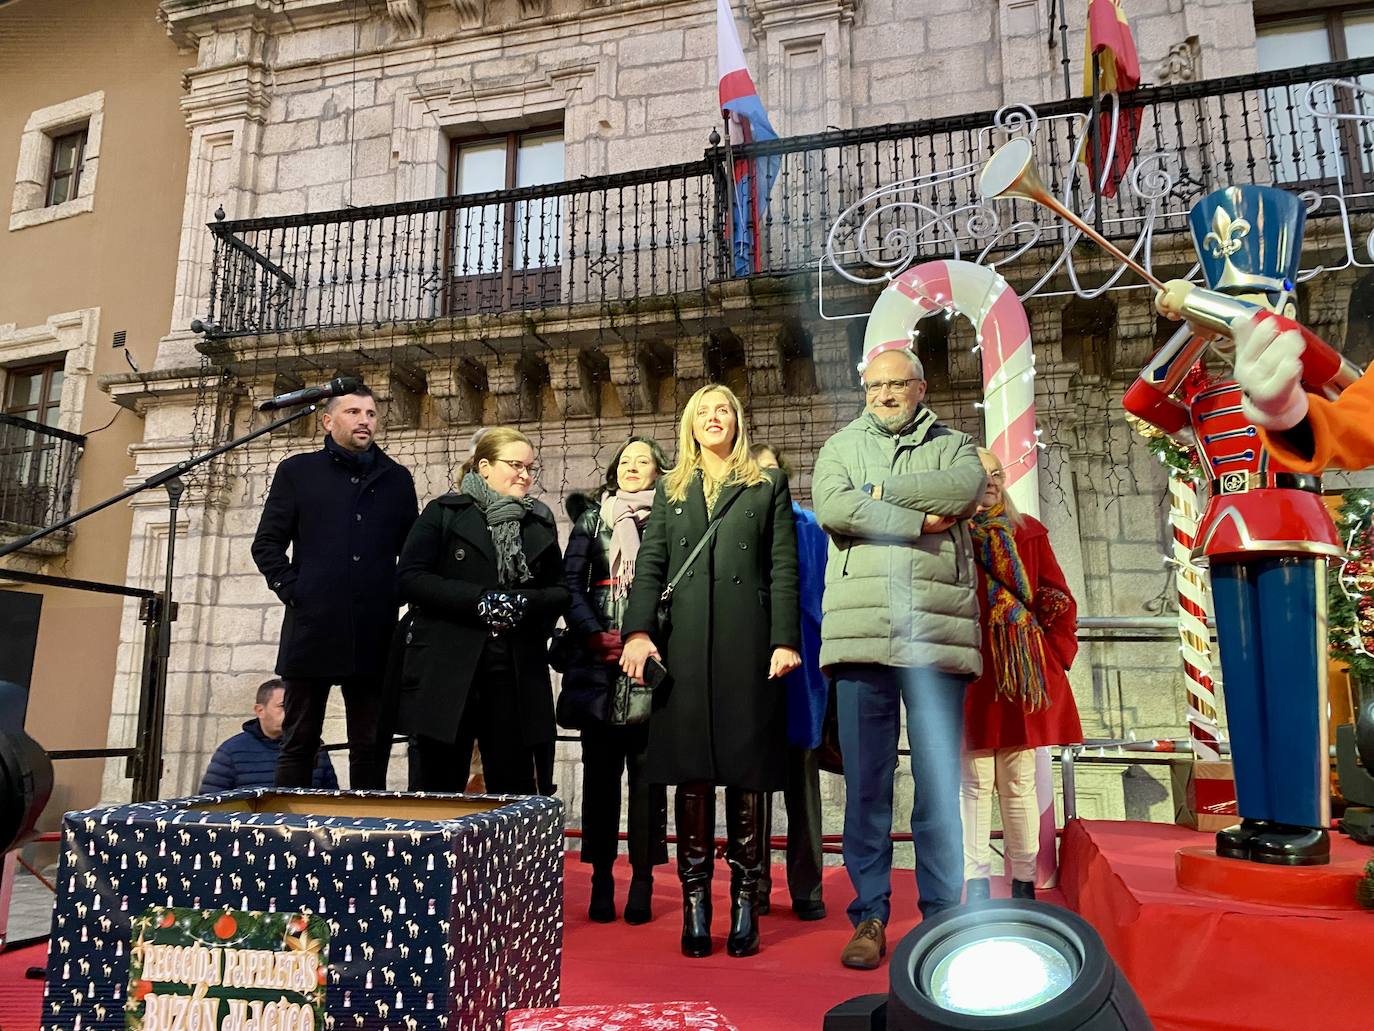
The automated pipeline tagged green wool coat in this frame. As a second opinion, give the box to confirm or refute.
[812,406,987,676]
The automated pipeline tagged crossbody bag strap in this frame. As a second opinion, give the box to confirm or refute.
[659,488,743,605]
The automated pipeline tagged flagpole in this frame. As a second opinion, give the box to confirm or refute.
[1089,50,1104,237]
[721,114,739,278]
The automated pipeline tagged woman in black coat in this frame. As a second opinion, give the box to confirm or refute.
[396,426,569,793]
[558,437,672,926]
[620,384,802,960]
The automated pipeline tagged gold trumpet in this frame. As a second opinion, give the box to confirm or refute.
[978,138,1165,290]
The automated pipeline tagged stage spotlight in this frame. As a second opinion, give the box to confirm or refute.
[824,900,1153,1031]
[0,722,53,856]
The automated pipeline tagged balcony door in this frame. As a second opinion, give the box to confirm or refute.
[1,361,65,528]
[1257,9,1374,190]
[448,129,565,314]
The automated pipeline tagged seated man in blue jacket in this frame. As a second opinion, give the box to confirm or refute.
[200,680,338,792]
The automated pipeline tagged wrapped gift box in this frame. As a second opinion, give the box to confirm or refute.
[42,789,563,1031]
[506,1002,740,1030]
[1171,759,1238,833]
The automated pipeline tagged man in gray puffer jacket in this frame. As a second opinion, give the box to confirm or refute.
[812,347,986,970]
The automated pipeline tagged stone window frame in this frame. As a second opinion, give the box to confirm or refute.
[0,310,99,552]
[10,91,105,232]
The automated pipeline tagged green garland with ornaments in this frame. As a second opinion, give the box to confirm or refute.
[1329,488,1374,684]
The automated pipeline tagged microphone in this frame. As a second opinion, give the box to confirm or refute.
[258,377,364,412]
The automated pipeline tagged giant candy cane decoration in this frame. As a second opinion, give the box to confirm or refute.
[1168,472,1221,761]
[863,260,1059,886]
[862,260,1040,516]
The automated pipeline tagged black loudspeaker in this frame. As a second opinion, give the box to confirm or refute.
[823,994,887,1031]
[0,720,52,855]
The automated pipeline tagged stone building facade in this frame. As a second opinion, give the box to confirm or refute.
[63,0,1374,846]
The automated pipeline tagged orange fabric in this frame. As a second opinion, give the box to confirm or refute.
[1260,364,1374,472]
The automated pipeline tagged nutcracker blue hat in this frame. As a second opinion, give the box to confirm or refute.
[1188,184,1305,299]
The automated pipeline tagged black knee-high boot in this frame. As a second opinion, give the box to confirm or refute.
[676,783,715,958]
[724,787,765,958]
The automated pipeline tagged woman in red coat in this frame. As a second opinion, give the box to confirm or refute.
[961,448,1082,901]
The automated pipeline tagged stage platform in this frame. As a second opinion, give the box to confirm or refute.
[1059,819,1373,1031]
[4,829,1371,1030]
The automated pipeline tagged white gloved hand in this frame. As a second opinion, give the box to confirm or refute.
[1232,314,1309,431]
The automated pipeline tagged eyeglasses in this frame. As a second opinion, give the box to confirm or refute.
[986,469,1007,480]
[494,458,540,478]
[862,377,922,396]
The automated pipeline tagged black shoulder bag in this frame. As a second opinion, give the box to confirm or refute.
[654,489,743,637]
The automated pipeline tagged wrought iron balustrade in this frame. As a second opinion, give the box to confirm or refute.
[204,57,1374,337]
[0,413,85,534]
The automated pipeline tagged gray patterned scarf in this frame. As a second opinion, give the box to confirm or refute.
[462,471,533,586]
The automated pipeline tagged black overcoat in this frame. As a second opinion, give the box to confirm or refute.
[621,469,801,792]
[251,443,417,680]
[394,493,569,748]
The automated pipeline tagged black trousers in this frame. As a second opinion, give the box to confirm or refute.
[760,745,824,904]
[579,721,668,870]
[411,643,543,795]
[277,676,388,789]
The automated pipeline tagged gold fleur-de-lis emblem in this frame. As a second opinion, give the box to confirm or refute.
[1205,208,1250,258]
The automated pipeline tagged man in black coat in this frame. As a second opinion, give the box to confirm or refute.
[251,385,418,789]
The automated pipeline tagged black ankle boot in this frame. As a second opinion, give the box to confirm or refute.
[727,894,760,957]
[965,877,990,902]
[588,866,615,923]
[677,785,714,957]
[1011,879,1036,900]
[725,787,765,958]
[624,869,653,925]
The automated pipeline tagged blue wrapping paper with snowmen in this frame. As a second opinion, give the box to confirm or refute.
[40,789,564,1031]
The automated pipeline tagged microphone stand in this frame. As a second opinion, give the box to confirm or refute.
[0,402,323,801]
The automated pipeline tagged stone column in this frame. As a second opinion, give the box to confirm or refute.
[103,371,248,800]
[157,14,272,370]
[748,0,857,135]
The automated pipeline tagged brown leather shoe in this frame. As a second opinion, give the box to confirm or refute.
[840,918,886,969]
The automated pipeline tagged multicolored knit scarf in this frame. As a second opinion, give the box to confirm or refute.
[969,504,1050,711]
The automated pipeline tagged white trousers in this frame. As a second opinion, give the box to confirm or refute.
[960,747,1039,882]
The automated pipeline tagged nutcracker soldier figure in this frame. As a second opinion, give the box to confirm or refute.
[1125,184,1360,866]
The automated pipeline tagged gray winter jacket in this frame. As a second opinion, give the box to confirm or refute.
[812,406,986,675]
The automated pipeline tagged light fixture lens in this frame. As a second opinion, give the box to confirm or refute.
[928,935,1075,1015]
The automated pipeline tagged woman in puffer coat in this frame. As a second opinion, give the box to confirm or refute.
[558,437,671,925]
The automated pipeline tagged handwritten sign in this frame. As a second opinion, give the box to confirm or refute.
[127,907,328,1031]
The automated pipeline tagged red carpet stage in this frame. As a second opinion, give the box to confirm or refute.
[0,856,1058,1031]
[1059,819,1374,1031]
[4,830,1371,1030]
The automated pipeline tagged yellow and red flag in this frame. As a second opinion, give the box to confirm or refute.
[1083,0,1142,198]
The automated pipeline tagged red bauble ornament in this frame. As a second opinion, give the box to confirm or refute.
[213,913,237,939]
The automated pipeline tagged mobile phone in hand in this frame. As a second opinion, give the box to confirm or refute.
[643,655,669,690]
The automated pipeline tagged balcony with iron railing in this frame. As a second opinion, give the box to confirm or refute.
[202,57,1374,341]
[0,413,84,542]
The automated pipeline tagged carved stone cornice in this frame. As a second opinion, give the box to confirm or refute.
[518,0,549,19]
[386,0,423,37]
[746,0,859,33]
[451,0,487,30]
